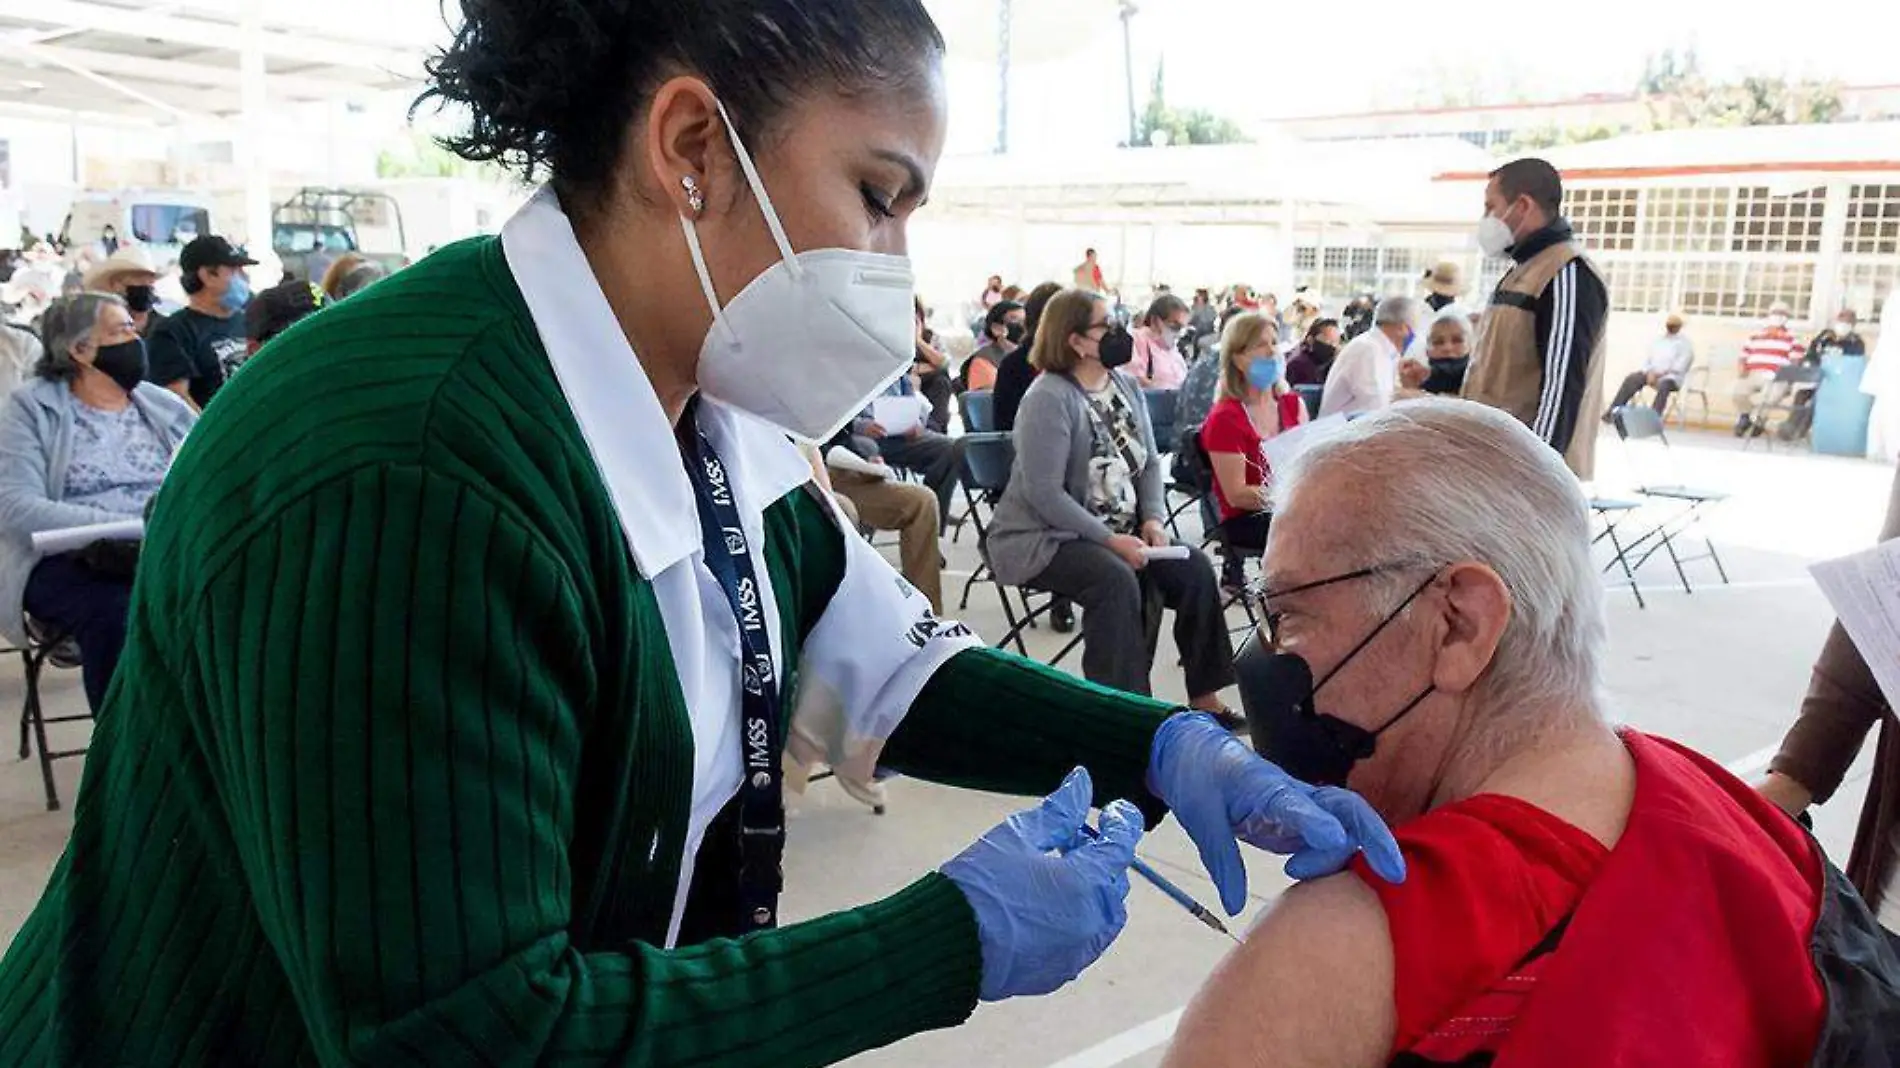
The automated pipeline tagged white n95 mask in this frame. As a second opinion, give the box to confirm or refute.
[681,101,916,444]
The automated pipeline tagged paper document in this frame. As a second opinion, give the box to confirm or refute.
[32,518,144,555]
[824,446,895,482]
[871,395,929,437]
[1260,413,1350,477]
[1809,539,1900,714]
[1142,545,1191,561]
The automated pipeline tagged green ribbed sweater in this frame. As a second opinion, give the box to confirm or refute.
[0,237,1175,1066]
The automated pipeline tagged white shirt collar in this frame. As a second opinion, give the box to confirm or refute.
[499,186,811,579]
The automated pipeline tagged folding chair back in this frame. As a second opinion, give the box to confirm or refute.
[1613,405,1668,444]
[1144,388,1179,457]
[958,432,1014,494]
[1294,384,1324,419]
[960,389,995,434]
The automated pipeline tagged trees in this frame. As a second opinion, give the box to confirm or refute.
[1134,60,1248,147]
[1638,49,1843,129]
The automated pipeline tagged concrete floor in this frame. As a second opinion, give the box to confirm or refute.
[0,425,1891,1067]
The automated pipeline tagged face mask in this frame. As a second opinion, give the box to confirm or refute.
[220,273,251,313]
[1477,212,1516,258]
[1004,321,1025,345]
[1308,340,1337,364]
[1248,356,1282,390]
[1160,325,1183,348]
[1235,571,1439,786]
[123,284,155,314]
[682,101,915,443]
[1097,325,1135,370]
[1835,321,1854,336]
[89,338,147,394]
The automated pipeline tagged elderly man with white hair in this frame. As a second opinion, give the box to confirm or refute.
[1164,399,1900,1067]
[1317,296,1417,418]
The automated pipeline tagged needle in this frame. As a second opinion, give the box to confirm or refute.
[1080,824,1241,944]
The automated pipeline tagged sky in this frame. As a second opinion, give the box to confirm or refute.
[924,0,1900,155]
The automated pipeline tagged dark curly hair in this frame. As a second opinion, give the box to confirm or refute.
[421,1,944,204]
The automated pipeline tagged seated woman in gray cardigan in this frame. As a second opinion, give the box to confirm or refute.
[0,293,196,710]
[986,289,1239,725]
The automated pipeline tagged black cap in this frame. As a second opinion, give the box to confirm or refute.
[245,279,327,342]
[179,235,258,276]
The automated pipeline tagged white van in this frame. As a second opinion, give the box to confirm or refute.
[61,191,213,269]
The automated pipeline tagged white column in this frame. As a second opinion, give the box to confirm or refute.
[239,0,271,270]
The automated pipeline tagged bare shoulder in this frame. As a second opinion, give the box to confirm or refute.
[1162,874,1395,1068]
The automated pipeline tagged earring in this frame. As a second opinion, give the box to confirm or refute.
[681,175,705,216]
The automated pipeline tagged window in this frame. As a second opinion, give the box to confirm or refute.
[1603,259,1672,314]
[1739,261,1815,319]
[1679,260,1742,317]
[1844,184,1900,255]
[1566,187,1638,251]
[1639,187,1729,252]
[1730,186,1824,254]
[1478,255,1512,298]
[1320,247,1352,296]
[1292,247,1318,272]
[1837,261,1900,323]
[1380,248,1420,277]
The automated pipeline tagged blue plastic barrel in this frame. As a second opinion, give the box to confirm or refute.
[1812,355,1874,456]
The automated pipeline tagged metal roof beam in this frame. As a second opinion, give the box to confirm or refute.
[0,0,422,76]
[14,43,385,100]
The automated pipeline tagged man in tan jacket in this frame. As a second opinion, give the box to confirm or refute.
[1464,158,1610,479]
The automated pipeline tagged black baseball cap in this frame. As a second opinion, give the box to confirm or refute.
[179,235,258,276]
[245,279,327,342]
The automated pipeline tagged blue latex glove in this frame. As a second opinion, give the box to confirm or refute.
[941,767,1142,1002]
[1147,712,1406,915]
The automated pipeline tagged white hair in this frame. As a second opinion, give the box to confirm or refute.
[1268,397,1606,730]
[1373,295,1419,327]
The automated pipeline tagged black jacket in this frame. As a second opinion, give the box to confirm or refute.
[991,343,1036,433]
[1505,220,1609,458]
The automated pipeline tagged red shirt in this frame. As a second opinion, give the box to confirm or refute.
[1351,731,1828,1066]
[1198,394,1305,522]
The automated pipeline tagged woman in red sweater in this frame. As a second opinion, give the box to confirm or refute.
[1198,311,1307,589]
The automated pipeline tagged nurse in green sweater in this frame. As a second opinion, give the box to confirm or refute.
[0,2,1402,1064]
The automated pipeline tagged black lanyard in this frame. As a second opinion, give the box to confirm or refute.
[681,417,785,932]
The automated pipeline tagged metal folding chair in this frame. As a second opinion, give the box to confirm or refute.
[953,433,1084,667]
[1588,497,1646,608]
[947,390,997,543]
[1664,364,1710,429]
[13,618,88,811]
[1144,388,1180,466]
[1611,407,1732,594]
[1742,363,1823,453]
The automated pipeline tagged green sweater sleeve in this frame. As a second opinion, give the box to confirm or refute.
[191,463,979,1067]
[884,647,1175,826]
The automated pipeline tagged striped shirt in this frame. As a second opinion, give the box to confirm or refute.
[1742,325,1801,375]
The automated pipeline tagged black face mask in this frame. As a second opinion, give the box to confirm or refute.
[1308,341,1338,365]
[1097,325,1135,370]
[1004,321,1025,345]
[89,338,148,394]
[1236,570,1439,786]
[123,284,155,314]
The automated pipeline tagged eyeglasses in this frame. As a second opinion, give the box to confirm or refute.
[1083,320,1111,336]
[1252,559,1433,643]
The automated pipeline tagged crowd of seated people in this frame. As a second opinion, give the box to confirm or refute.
[0,294,197,711]
[982,288,1240,727]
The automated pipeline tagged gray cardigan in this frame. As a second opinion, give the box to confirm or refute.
[986,370,1165,586]
[0,377,197,645]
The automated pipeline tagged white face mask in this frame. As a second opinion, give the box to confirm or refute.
[1768,314,1789,329]
[1835,321,1855,336]
[682,101,916,443]
[1477,212,1515,258]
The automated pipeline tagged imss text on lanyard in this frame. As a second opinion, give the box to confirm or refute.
[683,417,788,932]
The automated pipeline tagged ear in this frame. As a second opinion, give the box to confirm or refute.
[1430,562,1511,695]
[641,76,731,220]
